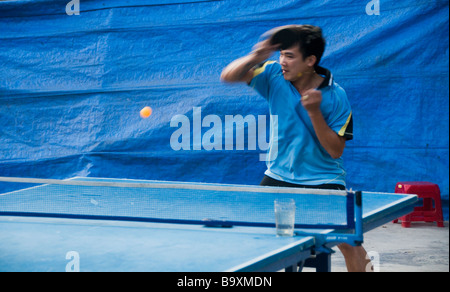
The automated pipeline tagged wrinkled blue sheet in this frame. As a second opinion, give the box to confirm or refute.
[0,0,448,201]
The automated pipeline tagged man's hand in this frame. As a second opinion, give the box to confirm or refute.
[250,40,280,65]
[301,89,322,114]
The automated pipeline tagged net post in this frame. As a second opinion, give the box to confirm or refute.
[354,191,363,246]
[346,191,355,229]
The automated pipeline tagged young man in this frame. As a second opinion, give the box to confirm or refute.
[221,25,372,272]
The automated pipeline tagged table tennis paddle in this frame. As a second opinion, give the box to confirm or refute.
[260,25,303,49]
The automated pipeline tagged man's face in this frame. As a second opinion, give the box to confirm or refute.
[279,44,312,82]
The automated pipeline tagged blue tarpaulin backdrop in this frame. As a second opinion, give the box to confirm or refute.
[1,1,449,209]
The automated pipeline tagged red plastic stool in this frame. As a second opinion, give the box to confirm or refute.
[393,182,444,227]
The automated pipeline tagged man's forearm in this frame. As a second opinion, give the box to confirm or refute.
[308,110,346,159]
[221,40,279,83]
[220,54,259,83]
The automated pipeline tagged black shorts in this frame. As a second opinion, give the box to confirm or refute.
[260,175,345,190]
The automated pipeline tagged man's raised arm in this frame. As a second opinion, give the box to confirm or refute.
[220,40,279,84]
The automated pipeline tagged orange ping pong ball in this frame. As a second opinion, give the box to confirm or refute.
[140,106,152,119]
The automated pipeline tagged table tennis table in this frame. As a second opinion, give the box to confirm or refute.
[0,177,417,272]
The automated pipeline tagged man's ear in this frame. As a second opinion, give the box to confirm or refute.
[306,55,317,68]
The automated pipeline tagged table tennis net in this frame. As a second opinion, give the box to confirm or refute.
[0,177,356,230]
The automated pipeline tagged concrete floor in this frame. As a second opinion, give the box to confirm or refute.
[328,221,449,272]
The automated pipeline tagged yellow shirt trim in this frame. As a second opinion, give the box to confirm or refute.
[253,61,276,78]
[338,111,352,136]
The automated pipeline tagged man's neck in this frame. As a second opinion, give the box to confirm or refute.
[292,72,324,96]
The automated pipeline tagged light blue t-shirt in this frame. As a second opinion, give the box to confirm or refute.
[249,61,353,187]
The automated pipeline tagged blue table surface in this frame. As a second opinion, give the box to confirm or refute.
[0,177,417,272]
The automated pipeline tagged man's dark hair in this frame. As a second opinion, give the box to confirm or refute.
[270,25,326,69]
